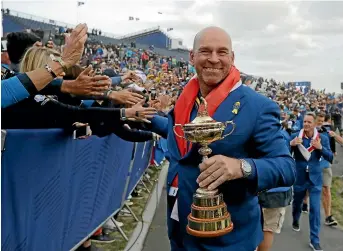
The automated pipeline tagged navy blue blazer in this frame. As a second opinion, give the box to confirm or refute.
[290,133,333,189]
[150,85,296,251]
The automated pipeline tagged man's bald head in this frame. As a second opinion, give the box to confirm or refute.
[192,26,232,52]
[190,26,234,92]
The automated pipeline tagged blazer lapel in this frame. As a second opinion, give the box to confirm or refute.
[212,85,246,126]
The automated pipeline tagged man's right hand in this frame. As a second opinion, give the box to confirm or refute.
[290,136,303,146]
[61,65,110,97]
[61,23,88,68]
[108,90,144,105]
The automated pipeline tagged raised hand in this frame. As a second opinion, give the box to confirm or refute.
[61,23,88,68]
[109,90,144,106]
[125,100,157,123]
[61,65,110,97]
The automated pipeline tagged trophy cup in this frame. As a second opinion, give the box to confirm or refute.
[173,97,235,238]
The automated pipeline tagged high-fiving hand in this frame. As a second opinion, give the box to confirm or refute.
[61,65,110,97]
[125,100,157,123]
[108,90,144,105]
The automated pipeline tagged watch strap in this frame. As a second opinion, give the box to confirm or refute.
[45,64,57,78]
[240,159,252,178]
[120,108,127,121]
[50,54,68,72]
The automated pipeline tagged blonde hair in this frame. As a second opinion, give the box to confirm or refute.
[20,46,61,73]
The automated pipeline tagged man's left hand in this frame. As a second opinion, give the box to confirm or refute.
[197,155,243,191]
[311,138,322,150]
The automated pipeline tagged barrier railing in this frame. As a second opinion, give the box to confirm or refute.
[1,129,154,251]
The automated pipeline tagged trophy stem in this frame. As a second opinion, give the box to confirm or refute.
[198,143,212,162]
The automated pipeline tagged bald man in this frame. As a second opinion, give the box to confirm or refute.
[149,27,296,251]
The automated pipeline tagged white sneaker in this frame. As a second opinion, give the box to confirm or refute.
[128,195,132,200]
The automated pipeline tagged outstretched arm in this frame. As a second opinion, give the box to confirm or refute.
[149,115,169,139]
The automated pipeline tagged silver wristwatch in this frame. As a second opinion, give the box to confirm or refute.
[240,159,252,178]
[120,108,127,121]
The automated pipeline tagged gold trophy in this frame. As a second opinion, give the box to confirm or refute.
[173,97,235,238]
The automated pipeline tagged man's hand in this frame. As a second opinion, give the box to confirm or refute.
[311,138,322,150]
[197,155,243,191]
[61,23,88,68]
[329,131,336,137]
[109,90,144,105]
[125,100,157,123]
[121,71,140,82]
[149,99,162,111]
[72,122,92,139]
[290,136,303,147]
[61,65,110,97]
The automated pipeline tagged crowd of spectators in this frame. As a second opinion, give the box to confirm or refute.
[2,23,342,251]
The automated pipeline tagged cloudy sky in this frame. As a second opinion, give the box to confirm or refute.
[3,0,343,92]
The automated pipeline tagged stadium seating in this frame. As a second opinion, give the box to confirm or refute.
[2,10,189,60]
[2,14,27,33]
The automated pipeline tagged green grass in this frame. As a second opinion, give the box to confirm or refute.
[331,177,343,226]
[95,164,163,251]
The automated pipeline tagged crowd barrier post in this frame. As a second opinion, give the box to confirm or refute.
[121,142,138,207]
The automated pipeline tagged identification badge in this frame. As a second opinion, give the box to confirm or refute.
[168,187,178,197]
[170,199,179,222]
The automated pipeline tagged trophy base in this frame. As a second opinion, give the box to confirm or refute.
[186,188,234,238]
[186,220,233,238]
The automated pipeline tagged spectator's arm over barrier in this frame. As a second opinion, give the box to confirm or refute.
[1,62,65,108]
[1,74,31,108]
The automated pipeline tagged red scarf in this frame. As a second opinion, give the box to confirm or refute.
[174,66,241,157]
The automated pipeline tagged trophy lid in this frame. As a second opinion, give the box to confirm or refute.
[190,114,216,124]
[187,97,218,125]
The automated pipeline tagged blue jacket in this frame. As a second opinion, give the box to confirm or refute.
[150,85,296,251]
[290,132,333,189]
[318,130,332,169]
[1,75,31,108]
[267,129,292,193]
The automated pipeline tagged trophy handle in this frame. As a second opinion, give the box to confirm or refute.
[173,124,186,139]
[222,121,236,139]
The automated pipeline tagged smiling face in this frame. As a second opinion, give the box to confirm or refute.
[190,27,233,88]
[303,114,316,133]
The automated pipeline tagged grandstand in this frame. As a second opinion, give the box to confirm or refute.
[2,9,190,60]
[1,9,120,45]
